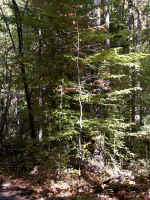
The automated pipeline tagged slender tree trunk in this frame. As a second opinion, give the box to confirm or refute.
[59,74,64,130]
[12,0,36,139]
[135,7,142,52]
[121,0,126,20]
[91,0,105,169]
[94,0,101,26]
[128,0,134,48]
[127,0,135,125]
[135,5,142,125]
[105,0,110,48]
[0,94,11,138]
[76,24,82,176]
[146,0,150,49]
[38,15,43,142]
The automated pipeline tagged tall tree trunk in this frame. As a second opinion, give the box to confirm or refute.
[105,0,110,48]
[134,4,142,125]
[94,0,101,26]
[128,0,134,48]
[121,0,126,20]
[38,15,43,142]
[127,0,135,125]
[146,0,150,49]
[12,0,36,139]
[92,0,105,169]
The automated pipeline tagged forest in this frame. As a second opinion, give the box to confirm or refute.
[0,0,150,199]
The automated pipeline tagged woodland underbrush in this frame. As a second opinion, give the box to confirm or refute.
[1,139,150,200]
[0,159,150,200]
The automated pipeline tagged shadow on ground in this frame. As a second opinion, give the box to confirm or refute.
[0,184,34,200]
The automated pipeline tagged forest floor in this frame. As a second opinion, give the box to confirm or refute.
[0,161,150,200]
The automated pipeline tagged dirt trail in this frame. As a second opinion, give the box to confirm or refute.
[0,182,34,200]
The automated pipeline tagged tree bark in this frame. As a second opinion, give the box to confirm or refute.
[94,0,101,26]
[92,0,105,169]
[38,14,43,142]
[105,0,110,48]
[12,0,36,139]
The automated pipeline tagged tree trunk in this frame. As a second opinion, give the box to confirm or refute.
[92,0,105,169]
[94,0,101,26]
[12,0,36,139]
[38,14,43,142]
[0,95,11,144]
[105,0,110,48]
[135,4,142,125]
[127,0,135,126]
